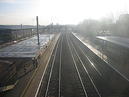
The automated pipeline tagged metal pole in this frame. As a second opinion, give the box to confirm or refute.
[36,16,40,45]
[21,24,23,29]
[21,24,22,29]
[21,24,24,37]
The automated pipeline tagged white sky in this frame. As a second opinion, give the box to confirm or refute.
[0,0,129,25]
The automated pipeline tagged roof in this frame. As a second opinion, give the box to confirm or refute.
[96,36,129,49]
[0,34,54,58]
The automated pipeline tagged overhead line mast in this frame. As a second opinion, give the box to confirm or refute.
[36,16,40,45]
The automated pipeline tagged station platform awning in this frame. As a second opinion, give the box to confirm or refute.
[96,36,129,49]
[0,34,54,59]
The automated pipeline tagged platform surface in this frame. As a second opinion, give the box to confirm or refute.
[0,34,54,58]
[97,36,129,49]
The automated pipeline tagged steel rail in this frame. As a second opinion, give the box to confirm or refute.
[77,45,102,76]
[21,34,58,97]
[72,33,129,82]
[66,33,88,97]
[44,35,62,97]
[34,34,61,97]
[58,33,63,97]
[68,33,101,97]
[70,34,102,76]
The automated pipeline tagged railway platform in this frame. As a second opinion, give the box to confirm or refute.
[0,34,55,92]
[2,32,129,97]
[97,36,129,49]
[32,32,129,97]
[73,32,129,81]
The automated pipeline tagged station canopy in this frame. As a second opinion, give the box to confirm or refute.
[0,34,54,58]
[97,36,129,49]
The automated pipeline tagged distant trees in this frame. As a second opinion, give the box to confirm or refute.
[112,14,129,37]
[77,19,100,39]
[76,13,129,38]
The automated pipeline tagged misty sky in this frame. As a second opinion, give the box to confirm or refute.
[0,0,128,25]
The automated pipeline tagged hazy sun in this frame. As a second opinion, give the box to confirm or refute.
[1,0,128,25]
[31,0,127,24]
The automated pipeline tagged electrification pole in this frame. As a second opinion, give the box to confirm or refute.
[21,24,22,29]
[36,16,40,45]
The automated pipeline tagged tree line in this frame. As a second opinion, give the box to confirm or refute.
[76,14,129,39]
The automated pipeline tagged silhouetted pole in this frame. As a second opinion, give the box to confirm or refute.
[21,24,24,37]
[21,24,22,29]
[36,16,40,45]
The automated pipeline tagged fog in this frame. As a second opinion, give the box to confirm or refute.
[0,0,129,25]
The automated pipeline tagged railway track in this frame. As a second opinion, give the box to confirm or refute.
[70,32,129,97]
[35,33,61,97]
[36,33,89,97]
[36,32,129,97]
[60,33,86,97]
[66,33,101,97]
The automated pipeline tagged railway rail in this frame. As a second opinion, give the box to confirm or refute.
[35,32,129,97]
[70,32,129,97]
[67,33,101,97]
[35,33,61,97]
